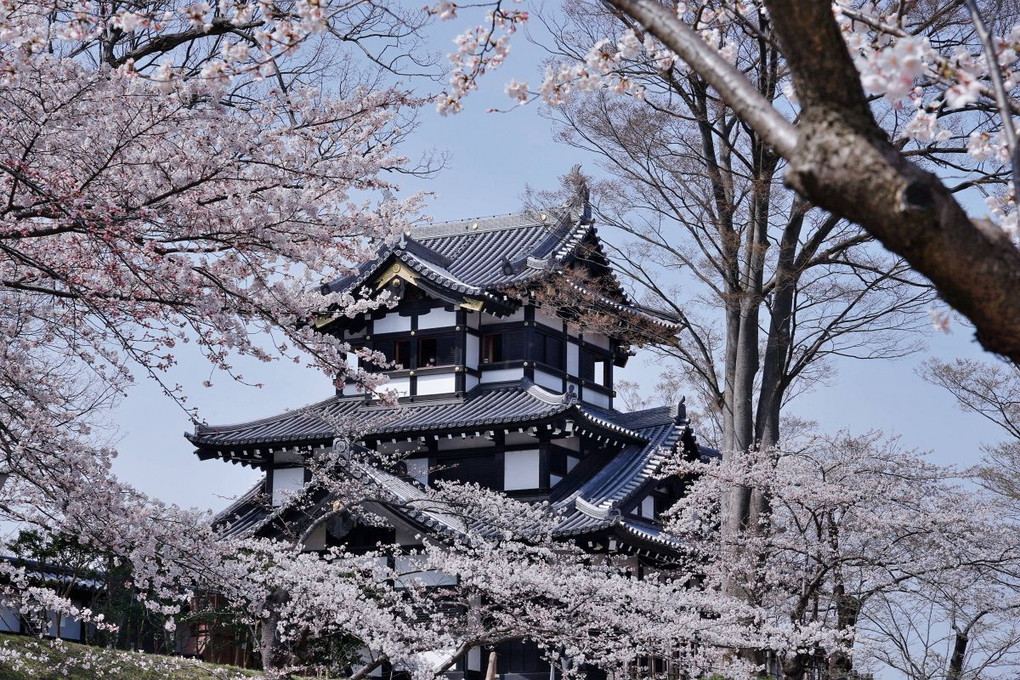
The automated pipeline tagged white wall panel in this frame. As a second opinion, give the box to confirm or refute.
[465,334,479,369]
[535,307,562,330]
[481,309,524,325]
[534,369,562,393]
[395,528,420,546]
[343,382,366,396]
[394,555,457,588]
[552,437,581,452]
[582,390,611,409]
[0,605,18,632]
[382,377,411,398]
[438,436,493,451]
[417,308,457,329]
[272,466,305,507]
[374,313,411,334]
[303,524,326,552]
[417,373,456,396]
[405,458,429,484]
[480,367,524,384]
[567,342,579,376]
[504,449,541,490]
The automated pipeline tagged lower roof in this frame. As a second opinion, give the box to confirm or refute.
[211,395,696,558]
[188,380,658,465]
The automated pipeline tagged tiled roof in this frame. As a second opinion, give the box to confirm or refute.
[322,205,591,297]
[318,198,683,333]
[188,381,646,458]
[211,401,691,557]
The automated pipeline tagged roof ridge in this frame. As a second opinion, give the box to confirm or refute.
[411,208,566,239]
[190,393,340,436]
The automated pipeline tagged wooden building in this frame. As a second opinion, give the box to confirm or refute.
[188,191,707,678]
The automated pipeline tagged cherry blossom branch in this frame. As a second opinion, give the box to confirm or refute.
[960,0,1020,203]
[603,0,798,157]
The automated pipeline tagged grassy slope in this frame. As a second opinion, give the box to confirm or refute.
[0,633,262,680]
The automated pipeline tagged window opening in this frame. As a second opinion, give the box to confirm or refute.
[536,334,564,370]
[482,334,502,363]
[581,350,610,387]
[482,330,526,363]
[393,339,411,369]
[419,337,438,367]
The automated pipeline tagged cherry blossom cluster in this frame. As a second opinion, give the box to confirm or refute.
[0,0,436,651]
[663,430,1020,675]
[441,0,1020,237]
[436,2,528,114]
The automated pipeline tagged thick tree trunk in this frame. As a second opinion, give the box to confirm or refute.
[259,588,292,675]
[827,582,861,680]
[947,630,968,680]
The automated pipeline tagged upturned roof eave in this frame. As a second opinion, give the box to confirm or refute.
[187,383,665,463]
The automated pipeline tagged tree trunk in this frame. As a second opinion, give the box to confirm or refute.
[947,630,968,680]
[259,587,292,676]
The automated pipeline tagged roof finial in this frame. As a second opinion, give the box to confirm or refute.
[672,396,687,424]
[567,164,592,225]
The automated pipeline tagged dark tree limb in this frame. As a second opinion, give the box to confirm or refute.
[607,0,1020,363]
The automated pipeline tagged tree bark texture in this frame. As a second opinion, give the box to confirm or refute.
[260,587,293,675]
[609,0,1020,364]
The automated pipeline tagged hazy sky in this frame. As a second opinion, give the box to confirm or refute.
[106,16,1007,514]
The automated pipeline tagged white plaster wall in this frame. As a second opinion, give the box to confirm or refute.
[504,449,541,490]
[640,495,655,518]
[480,367,524,384]
[417,372,456,396]
[376,441,427,456]
[273,449,303,465]
[534,369,562,393]
[303,524,327,552]
[465,334,479,369]
[567,342,580,376]
[395,528,420,546]
[465,310,480,329]
[373,312,411,334]
[272,466,305,507]
[465,374,479,391]
[504,432,538,446]
[382,377,411,398]
[417,308,457,330]
[583,390,611,409]
[48,612,79,639]
[343,382,366,396]
[587,333,611,350]
[405,458,429,484]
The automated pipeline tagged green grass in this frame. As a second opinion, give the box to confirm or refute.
[0,633,262,680]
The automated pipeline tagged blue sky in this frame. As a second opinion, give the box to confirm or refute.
[107,17,1007,512]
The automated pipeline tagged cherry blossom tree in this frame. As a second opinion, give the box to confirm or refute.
[194,441,787,677]
[441,0,1020,363]
[665,430,1020,679]
[0,0,441,651]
